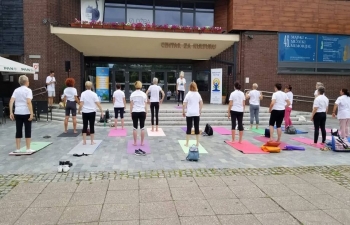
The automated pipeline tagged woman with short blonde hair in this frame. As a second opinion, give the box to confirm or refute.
[245,83,262,129]
[146,77,165,132]
[183,82,203,147]
[314,82,324,97]
[176,71,186,106]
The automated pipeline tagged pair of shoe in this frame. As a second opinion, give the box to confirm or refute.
[73,153,88,157]
[58,161,73,173]
[135,149,146,156]
[14,149,34,153]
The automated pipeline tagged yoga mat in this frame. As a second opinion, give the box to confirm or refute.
[274,126,308,134]
[292,137,324,148]
[253,136,288,149]
[348,137,350,142]
[175,106,182,109]
[67,140,102,155]
[320,136,332,140]
[57,129,81,137]
[224,140,268,154]
[250,128,266,135]
[312,127,332,133]
[147,128,165,136]
[181,127,202,134]
[178,140,208,153]
[108,129,127,137]
[9,142,52,156]
[213,127,232,135]
[127,140,150,154]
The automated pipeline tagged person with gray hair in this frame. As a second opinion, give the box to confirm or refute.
[9,75,34,153]
[245,83,263,129]
[311,86,329,144]
[176,71,186,106]
[314,82,324,98]
[146,77,165,131]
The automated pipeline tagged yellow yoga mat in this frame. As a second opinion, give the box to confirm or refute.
[178,140,208,154]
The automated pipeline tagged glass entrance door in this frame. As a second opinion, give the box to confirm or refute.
[110,70,129,101]
[165,71,177,102]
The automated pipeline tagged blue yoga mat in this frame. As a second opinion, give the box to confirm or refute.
[348,137,350,142]
[273,126,308,134]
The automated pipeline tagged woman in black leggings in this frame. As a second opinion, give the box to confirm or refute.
[228,82,245,143]
[311,86,329,144]
[78,81,103,145]
[146,77,165,132]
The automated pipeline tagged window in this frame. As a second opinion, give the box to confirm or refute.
[155,0,180,10]
[182,12,193,26]
[105,0,125,7]
[127,0,153,8]
[182,2,194,10]
[196,71,210,91]
[195,2,214,12]
[155,10,180,25]
[127,8,153,24]
[104,7,125,23]
[195,12,213,27]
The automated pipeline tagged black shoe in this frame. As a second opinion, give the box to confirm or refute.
[65,161,73,167]
[135,150,142,156]
[138,149,146,155]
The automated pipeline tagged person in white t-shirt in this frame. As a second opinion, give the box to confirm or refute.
[146,78,165,132]
[46,71,56,108]
[183,82,203,147]
[176,71,186,106]
[284,85,294,129]
[113,83,126,130]
[62,78,80,134]
[167,90,171,100]
[9,75,34,153]
[245,83,263,129]
[332,88,350,138]
[130,81,148,153]
[269,83,291,142]
[314,82,324,98]
[311,87,329,144]
[228,82,246,143]
[78,81,103,145]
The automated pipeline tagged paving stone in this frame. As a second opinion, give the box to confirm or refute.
[167,177,197,188]
[58,205,102,224]
[170,187,205,201]
[10,183,48,194]
[42,182,78,193]
[105,190,139,204]
[272,175,307,184]
[302,194,348,210]
[140,201,177,219]
[229,185,266,198]
[100,221,139,225]
[0,207,26,225]
[247,176,281,186]
[75,181,109,193]
[141,217,180,225]
[272,196,318,211]
[0,193,38,208]
[291,210,342,225]
[175,200,215,216]
[140,188,172,202]
[60,223,98,225]
[108,179,139,191]
[208,198,249,215]
[311,182,350,196]
[30,192,73,207]
[240,198,284,214]
[324,209,350,225]
[200,186,236,199]
[297,174,332,184]
[194,177,226,187]
[100,203,139,221]
[68,191,106,206]
[254,212,299,225]
[258,184,297,197]
[286,183,325,196]
[220,176,255,186]
[218,215,262,225]
[15,207,65,225]
[180,216,221,225]
[139,178,168,189]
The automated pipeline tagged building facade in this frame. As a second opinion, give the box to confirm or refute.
[1,0,350,110]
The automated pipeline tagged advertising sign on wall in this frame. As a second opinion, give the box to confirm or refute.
[81,0,105,22]
[278,33,317,62]
[96,67,109,102]
[210,68,222,104]
[127,8,153,24]
[318,35,350,63]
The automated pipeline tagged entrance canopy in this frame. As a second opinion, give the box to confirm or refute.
[51,26,239,60]
[0,57,35,75]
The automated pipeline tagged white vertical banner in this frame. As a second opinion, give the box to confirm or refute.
[81,0,105,22]
[210,68,222,104]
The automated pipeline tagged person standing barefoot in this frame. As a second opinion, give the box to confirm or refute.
[113,83,126,130]
[146,77,165,132]
[62,78,80,133]
[245,83,262,130]
[228,82,245,143]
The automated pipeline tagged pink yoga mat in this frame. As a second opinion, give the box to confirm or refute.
[311,127,332,133]
[175,106,182,109]
[253,136,288,149]
[213,127,232,135]
[225,140,269,154]
[292,137,324,148]
[127,140,150,154]
[108,129,127,137]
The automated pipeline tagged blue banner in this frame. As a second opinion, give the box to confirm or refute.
[96,67,109,102]
[278,33,317,62]
[317,35,350,63]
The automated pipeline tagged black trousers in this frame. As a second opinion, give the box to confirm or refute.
[65,100,77,116]
[230,111,244,131]
[269,110,285,128]
[15,114,32,138]
[186,116,200,135]
[132,112,146,130]
[313,112,327,143]
[82,112,96,134]
[150,102,159,125]
[177,91,184,104]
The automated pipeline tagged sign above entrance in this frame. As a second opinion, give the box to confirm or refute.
[161,43,216,49]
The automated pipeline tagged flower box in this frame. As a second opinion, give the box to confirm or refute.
[174,29,184,33]
[202,29,212,33]
[103,24,111,29]
[135,27,145,31]
[92,25,103,29]
[113,25,124,30]
[146,27,154,31]
[81,24,92,28]
[70,23,81,28]
[154,28,164,32]
[183,29,193,33]
[124,26,133,30]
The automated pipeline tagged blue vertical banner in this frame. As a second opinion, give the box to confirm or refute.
[96,67,109,102]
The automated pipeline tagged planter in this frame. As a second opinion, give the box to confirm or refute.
[146,27,154,31]
[70,23,81,28]
[212,30,222,34]
[154,28,164,32]
[92,25,103,28]
[124,26,133,30]
[103,25,111,29]
[135,27,145,31]
[193,29,202,33]
[174,29,183,32]
[81,24,92,28]
[112,25,124,30]
[183,29,193,33]
[202,30,212,33]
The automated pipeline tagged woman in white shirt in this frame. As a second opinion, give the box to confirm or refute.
[9,75,34,153]
[176,71,186,106]
[183,82,203,147]
[228,82,245,143]
[112,83,126,130]
[130,81,148,153]
[269,83,291,142]
[332,88,350,138]
[62,78,80,134]
[314,82,324,98]
[311,87,329,144]
[78,81,103,145]
[245,83,262,129]
[284,85,293,129]
[146,78,165,132]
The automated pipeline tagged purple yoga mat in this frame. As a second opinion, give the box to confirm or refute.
[181,127,187,132]
[253,136,288,149]
[213,127,231,135]
[108,129,127,137]
[127,140,151,154]
[292,137,324,148]
[175,106,182,109]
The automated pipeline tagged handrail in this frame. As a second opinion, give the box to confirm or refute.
[32,87,47,97]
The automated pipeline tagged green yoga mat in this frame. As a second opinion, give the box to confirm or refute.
[250,128,266,135]
[178,140,208,154]
[19,142,52,152]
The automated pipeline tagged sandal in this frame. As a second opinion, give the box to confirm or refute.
[320,147,330,151]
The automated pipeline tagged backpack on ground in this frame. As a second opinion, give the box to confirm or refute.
[331,128,339,137]
[203,124,213,136]
[99,114,106,123]
[264,129,270,138]
[186,145,199,161]
[331,136,350,152]
[285,126,296,134]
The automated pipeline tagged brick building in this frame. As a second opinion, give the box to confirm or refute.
[1,0,350,110]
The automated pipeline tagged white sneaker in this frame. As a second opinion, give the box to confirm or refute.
[62,165,70,173]
[13,149,22,153]
[57,165,63,173]
[26,149,35,153]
